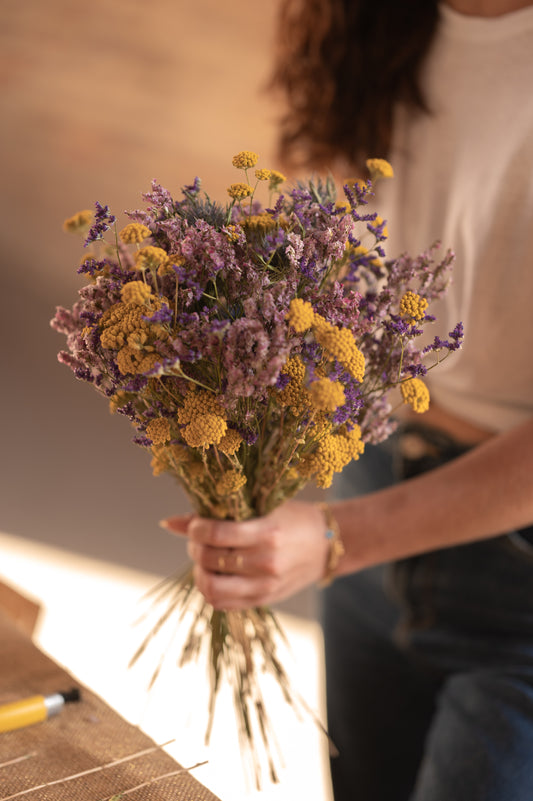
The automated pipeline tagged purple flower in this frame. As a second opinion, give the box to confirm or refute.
[84,201,116,246]
[143,305,173,325]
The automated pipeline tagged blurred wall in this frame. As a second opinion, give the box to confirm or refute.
[0,0,319,617]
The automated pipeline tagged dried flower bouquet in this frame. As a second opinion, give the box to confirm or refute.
[52,152,462,787]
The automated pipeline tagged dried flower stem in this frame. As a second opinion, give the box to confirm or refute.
[99,762,208,800]
[0,754,37,770]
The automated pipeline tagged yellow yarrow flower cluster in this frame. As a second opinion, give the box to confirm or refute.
[269,170,286,189]
[298,424,364,488]
[255,168,271,181]
[146,417,171,445]
[401,378,430,413]
[216,470,247,496]
[313,315,365,382]
[120,280,154,306]
[183,413,228,448]
[399,291,428,324]
[63,209,93,234]
[99,296,169,375]
[227,183,254,201]
[308,377,346,412]
[135,246,168,271]
[232,150,259,169]
[224,225,241,242]
[345,177,365,188]
[277,356,310,415]
[286,298,315,333]
[218,428,243,456]
[177,388,228,449]
[366,158,394,181]
[119,223,152,244]
[240,213,279,235]
[150,442,191,476]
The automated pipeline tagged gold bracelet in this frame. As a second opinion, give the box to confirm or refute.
[317,502,345,588]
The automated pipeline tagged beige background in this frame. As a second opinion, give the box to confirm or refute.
[0,0,318,617]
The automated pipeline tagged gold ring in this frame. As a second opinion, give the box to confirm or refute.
[218,555,226,570]
[236,554,244,569]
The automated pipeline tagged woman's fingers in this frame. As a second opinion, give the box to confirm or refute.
[160,515,194,536]
[163,501,332,608]
[187,515,277,549]
[192,564,279,610]
[187,540,281,578]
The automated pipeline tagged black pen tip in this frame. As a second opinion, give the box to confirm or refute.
[60,688,81,704]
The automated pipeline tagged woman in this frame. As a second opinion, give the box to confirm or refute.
[164,1,533,798]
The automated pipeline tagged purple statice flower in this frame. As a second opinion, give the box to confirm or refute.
[142,180,175,217]
[77,258,107,276]
[423,321,464,354]
[384,315,423,338]
[361,395,399,445]
[133,436,153,447]
[275,372,290,390]
[266,193,285,219]
[84,201,116,246]
[183,177,201,196]
[116,402,138,421]
[123,375,149,392]
[142,305,173,325]
[332,373,364,427]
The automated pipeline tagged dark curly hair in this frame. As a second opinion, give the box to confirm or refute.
[270,0,440,173]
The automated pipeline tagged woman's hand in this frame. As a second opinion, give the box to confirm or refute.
[161,501,331,610]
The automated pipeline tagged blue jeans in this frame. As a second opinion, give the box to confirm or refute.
[323,432,533,801]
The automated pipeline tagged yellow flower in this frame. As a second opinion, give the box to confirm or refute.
[116,348,162,376]
[146,417,171,445]
[313,316,365,382]
[232,150,259,169]
[227,182,254,200]
[269,170,286,189]
[286,298,315,333]
[340,424,365,460]
[277,356,310,415]
[218,428,243,456]
[135,246,168,271]
[344,177,367,192]
[298,427,362,489]
[224,224,241,242]
[366,158,394,181]
[400,378,430,413]
[399,290,428,324]
[240,213,279,234]
[63,209,93,234]
[120,281,154,306]
[182,413,228,448]
[216,470,247,496]
[309,378,346,412]
[177,386,227,426]
[119,223,152,244]
[255,168,272,181]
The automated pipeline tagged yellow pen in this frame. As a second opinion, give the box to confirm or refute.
[0,688,80,733]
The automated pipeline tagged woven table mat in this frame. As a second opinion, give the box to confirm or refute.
[0,611,221,801]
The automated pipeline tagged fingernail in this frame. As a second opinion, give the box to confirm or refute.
[159,519,171,530]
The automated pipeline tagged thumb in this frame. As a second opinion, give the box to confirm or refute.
[159,514,193,537]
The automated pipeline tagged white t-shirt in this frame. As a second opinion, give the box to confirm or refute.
[376,2,533,432]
